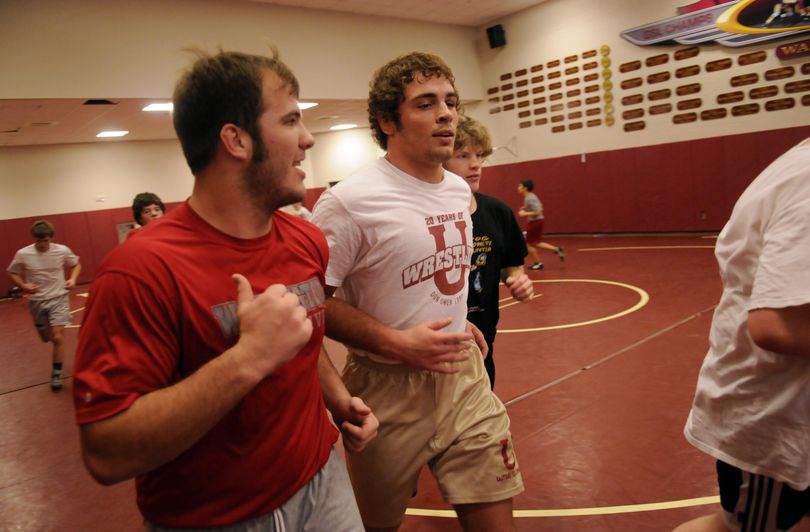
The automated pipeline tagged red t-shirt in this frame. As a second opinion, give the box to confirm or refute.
[73,202,338,527]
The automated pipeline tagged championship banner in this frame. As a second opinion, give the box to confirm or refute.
[621,0,810,47]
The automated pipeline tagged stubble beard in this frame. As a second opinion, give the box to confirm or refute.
[243,145,303,216]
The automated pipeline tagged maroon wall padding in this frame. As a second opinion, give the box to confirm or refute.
[303,186,326,211]
[479,124,810,234]
[2,125,809,295]
[1,203,180,296]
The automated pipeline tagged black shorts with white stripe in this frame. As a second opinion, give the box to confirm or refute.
[717,460,810,532]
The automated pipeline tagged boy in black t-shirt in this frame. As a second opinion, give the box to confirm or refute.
[444,116,533,389]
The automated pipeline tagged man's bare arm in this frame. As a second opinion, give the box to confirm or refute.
[748,304,810,357]
[501,266,533,303]
[79,275,312,485]
[65,262,82,288]
[324,290,471,373]
[8,271,38,293]
[318,347,378,453]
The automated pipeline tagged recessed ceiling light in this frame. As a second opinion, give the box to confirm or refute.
[143,103,173,112]
[330,123,358,131]
[96,130,129,138]
[298,102,319,110]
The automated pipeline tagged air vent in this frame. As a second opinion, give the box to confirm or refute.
[83,99,117,105]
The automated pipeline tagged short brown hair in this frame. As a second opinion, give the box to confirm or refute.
[368,51,458,150]
[173,49,300,174]
[454,115,493,157]
[31,220,54,239]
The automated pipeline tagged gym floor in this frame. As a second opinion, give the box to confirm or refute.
[1,233,787,531]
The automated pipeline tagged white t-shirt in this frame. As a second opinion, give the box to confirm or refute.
[684,138,810,490]
[312,158,473,362]
[279,204,313,221]
[7,243,79,301]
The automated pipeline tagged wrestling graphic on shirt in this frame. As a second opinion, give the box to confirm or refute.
[212,277,325,339]
[401,211,471,306]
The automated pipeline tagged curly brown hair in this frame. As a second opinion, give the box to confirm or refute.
[368,52,458,150]
[173,49,300,174]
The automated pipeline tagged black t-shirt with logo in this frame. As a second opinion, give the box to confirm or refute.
[467,192,528,344]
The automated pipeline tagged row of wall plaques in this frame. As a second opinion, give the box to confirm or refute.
[487,43,810,135]
[617,47,810,133]
[486,47,610,133]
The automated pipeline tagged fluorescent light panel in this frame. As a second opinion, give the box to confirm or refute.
[142,102,318,112]
[96,130,129,138]
[143,103,173,112]
[330,123,357,131]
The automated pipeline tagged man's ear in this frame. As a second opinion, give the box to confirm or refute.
[377,112,397,137]
[220,124,251,161]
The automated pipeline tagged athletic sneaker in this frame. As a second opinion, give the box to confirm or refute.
[555,247,565,261]
[529,262,544,270]
[50,374,62,391]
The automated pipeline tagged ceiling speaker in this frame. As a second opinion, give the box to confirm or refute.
[486,24,506,49]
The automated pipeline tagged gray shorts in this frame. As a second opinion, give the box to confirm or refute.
[29,294,71,329]
[145,447,363,532]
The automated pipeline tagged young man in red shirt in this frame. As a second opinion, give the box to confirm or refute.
[73,50,377,530]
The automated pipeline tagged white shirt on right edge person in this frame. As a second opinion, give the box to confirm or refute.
[684,138,810,491]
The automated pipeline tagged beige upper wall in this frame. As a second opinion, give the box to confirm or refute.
[0,0,483,101]
[308,128,384,185]
[0,0,481,219]
[2,0,808,219]
[0,141,194,218]
[0,134,323,219]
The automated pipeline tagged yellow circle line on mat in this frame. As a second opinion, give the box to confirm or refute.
[498,279,649,333]
[498,293,542,310]
[578,245,715,251]
[406,495,719,518]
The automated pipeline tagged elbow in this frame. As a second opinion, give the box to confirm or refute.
[80,449,129,486]
[79,429,135,486]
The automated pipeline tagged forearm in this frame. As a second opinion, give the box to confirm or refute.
[80,344,262,485]
[748,304,810,357]
[7,272,25,288]
[325,297,399,359]
[500,265,524,283]
[318,347,351,416]
[324,290,472,373]
[68,263,82,283]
